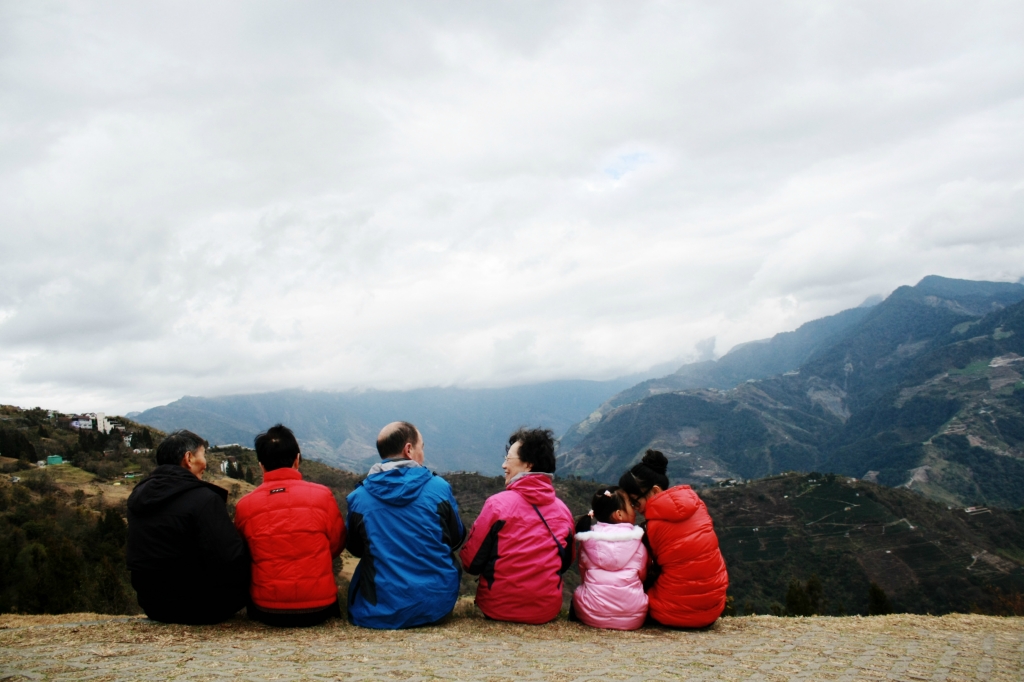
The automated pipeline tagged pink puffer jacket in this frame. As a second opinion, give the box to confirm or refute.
[572,522,648,630]
[460,474,575,624]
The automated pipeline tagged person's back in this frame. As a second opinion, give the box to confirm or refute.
[644,485,728,628]
[126,431,249,625]
[571,486,648,630]
[345,422,464,629]
[460,428,574,625]
[234,424,345,627]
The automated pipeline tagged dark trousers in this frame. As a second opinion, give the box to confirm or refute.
[132,562,249,625]
[248,601,341,628]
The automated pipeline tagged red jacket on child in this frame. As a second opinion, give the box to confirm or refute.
[234,468,345,611]
[645,485,728,628]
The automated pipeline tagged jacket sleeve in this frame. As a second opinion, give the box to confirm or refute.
[641,523,660,590]
[558,505,575,574]
[459,496,500,571]
[328,492,346,558]
[436,490,466,551]
[345,491,365,557]
[196,491,247,565]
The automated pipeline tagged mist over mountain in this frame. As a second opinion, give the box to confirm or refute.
[129,377,654,475]
[558,276,1024,508]
[560,302,878,451]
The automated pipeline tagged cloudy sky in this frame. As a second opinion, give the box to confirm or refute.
[2,2,1023,414]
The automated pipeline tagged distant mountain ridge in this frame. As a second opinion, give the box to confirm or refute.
[560,303,877,451]
[558,276,1024,508]
[130,378,650,475]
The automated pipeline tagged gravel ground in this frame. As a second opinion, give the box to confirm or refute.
[0,612,1021,681]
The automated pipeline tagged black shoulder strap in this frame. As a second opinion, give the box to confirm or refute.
[532,504,571,574]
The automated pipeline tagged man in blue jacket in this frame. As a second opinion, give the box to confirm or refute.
[345,421,465,629]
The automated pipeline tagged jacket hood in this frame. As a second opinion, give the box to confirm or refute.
[576,522,645,571]
[507,473,556,506]
[362,463,433,507]
[127,465,226,516]
[644,485,700,523]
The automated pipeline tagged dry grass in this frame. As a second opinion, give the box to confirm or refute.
[2,612,1023,680]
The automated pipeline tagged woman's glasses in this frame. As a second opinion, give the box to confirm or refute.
[504,442,519,462]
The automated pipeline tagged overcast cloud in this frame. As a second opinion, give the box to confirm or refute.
[2,1,1024,414]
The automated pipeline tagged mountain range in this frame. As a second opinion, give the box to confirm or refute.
[128,377,656,475]
[558,276,1024,508]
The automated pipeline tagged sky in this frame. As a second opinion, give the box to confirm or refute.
[2,2,1024,415]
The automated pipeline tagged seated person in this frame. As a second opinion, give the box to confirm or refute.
[460,428,575,624]
[345,421,465,629]
[127,430,249,624]
[234,424,346,626]
[619,450,728,628]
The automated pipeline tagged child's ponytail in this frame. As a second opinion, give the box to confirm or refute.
[575,510,595,534]
[576,486,629,535]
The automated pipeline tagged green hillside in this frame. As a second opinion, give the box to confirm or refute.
[559,276,1024,509]
[704,473,1024,616]
[5,402,1024,618]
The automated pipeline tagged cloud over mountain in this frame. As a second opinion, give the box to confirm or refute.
[2,3,1024,412]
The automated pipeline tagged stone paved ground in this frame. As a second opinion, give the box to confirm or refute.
[0,613,1022,681]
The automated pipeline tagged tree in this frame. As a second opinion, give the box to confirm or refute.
[868,583,892,615]
[0,428,36,462]
[806,574,824,614]
[785,579,813,616]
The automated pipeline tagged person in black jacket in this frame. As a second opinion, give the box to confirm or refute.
[127,430,249,624]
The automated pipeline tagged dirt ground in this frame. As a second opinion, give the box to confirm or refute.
[0,612,1021,681]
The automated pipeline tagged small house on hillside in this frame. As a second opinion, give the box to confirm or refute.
[46,455,63,466]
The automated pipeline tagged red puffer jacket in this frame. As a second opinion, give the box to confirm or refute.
[644,485,728,628]
[234,468,345,611]
[460,474,574,624]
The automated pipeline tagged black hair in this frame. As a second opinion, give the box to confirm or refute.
[377,422,420,458]
[155,430,209,467]
[618,449,670,499]
[575,485,630,534]
[508,427,556,474]
[254,424,300,472]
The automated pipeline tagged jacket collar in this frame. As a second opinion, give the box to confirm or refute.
[367,457,421,476]
[507,471,553,486]
[262,467,302,482]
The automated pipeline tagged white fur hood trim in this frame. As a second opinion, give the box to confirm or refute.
[575,525,645,543]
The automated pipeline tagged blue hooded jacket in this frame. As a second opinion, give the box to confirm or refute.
[345,462,465,629]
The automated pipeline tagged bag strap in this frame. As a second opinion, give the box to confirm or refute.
[532,504,571,576]
[531,504,564,550]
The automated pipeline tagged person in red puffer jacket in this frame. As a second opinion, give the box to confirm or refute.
[619,450,728,629]
[234,424,345,627]
[460,428,574,624]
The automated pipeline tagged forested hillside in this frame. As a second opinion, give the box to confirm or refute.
[559,276,1024,508]
[5,402,1023,618]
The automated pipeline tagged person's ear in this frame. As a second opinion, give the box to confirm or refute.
[293,453,301,469]
[649,485,664,497]
[611,509,628,523]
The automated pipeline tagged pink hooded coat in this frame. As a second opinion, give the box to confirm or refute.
[572,522,648,630]
[459,474,574,624]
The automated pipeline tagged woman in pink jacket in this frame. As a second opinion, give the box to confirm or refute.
[571,486,648,630]
[460,428,575,624]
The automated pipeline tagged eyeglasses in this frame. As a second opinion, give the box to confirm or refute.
[504,442,520,462]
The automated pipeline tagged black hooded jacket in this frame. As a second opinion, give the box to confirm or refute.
[126,465,249,624]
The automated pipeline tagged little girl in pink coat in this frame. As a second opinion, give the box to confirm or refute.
[571,486,648,630]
